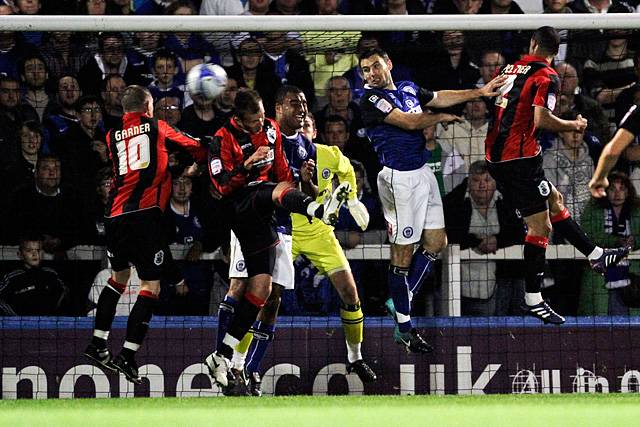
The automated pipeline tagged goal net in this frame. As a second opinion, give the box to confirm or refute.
[1,13,640,397]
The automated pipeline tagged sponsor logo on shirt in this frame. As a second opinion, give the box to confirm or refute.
[210,158,222,175]
[375,98,393,114]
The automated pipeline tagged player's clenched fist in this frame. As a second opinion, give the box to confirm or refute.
[588,176,608,199]
[300,159,315,183]
[575,114,588,132]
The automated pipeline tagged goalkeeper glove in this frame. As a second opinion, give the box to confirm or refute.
[347,198,370,231]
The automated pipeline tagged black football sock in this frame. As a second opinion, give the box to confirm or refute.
[92,278,127,349]
[121,290,157,361]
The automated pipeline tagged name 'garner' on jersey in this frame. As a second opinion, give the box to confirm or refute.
[361,81,435,171]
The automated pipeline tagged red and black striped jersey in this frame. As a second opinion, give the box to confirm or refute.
[485,55,560,163]
[105,112,207,218]
[208,118,293,197]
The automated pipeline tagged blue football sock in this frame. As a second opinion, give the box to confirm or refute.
[216,295,238,349]
[388,266,412,333]
[407,248,437,294]
[246,321,275,374]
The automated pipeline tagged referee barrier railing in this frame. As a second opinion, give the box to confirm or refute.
[2,241,628,317]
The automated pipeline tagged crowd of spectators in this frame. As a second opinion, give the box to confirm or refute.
[1,0,640,318]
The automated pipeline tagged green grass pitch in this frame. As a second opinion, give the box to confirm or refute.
[1,394,639,427]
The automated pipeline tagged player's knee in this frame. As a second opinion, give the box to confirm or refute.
[529,220,552,237]
[422,233,447,254]
[228,278,247,299]
[390,244,414,267]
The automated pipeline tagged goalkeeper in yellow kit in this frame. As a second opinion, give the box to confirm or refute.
[229,86,377,396]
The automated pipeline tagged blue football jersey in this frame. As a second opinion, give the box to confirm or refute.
[274,132,317,234]
[282,131,317,180]
[361,81,434,171]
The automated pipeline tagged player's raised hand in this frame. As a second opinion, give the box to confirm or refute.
[575,114,588,132]
[478,74,509,97]
[300,159,315,183]
[245,146,271,169]
[588,176,609,198]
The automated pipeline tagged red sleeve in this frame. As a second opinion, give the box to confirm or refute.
[271,121,293,183]
[160,121,208,163]
[532,70,560,111]
[208,129,248,196]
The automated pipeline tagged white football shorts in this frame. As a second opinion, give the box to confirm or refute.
[228,229,294,289]
[377,163,445,245]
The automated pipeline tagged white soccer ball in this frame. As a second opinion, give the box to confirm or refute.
[186,63,228,100]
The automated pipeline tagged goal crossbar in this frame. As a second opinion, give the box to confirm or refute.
[2,14,640,32]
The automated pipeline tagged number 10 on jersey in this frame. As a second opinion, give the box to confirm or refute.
[116,134,151,175]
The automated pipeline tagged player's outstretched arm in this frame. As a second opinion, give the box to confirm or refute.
[534,106,587,133]
[384,109,462,131]
[589,128,636,198]
[427,75,508,108]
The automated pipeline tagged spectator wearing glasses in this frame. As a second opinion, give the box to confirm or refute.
[52,96,108,201]
[155,95,182,127]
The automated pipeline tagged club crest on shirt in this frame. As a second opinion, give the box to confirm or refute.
[403,227,413,238]
[322,168,331,179]
[236,260,246,272]
[266,126,277,144]
[154,250,164,266]
[402,85,416,96]
[297,145,308,159]
[538,180,551,197]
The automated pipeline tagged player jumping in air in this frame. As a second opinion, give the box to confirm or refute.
[84,85,207,383]
[359,47,506,352]
[226,86,377,395]
[203,88,349,388]
[485,26,630,324]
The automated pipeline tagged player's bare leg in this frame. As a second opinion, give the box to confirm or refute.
[328,269,377,382]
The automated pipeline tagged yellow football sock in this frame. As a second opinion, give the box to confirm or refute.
[340,303,364,344]
[235,330,254,354]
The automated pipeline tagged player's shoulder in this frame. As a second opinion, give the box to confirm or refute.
[397,80,420,94]
[620,104,639,129]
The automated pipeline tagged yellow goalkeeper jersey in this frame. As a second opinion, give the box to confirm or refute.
[292,144,357,236]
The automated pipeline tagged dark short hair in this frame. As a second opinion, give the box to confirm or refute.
[75,95,102,112]
[121,85,152,112]
[153,48,178,67]
[559,110,579,121]
[18,52,47,75]
[531,26,560,56]
[101,73,125,92]
[324,114,349,133]
[234,88,263,119]
[0,74,19,86]
[98,32,124,52]
[358,47,389,67]
[18,233,43,249]
[36,153,61,170]
[468,160,489,177]
[237,37,262,56]
[18,120,44,140]
[275,84,303,105]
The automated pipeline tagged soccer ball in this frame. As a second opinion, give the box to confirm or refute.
[186,63,228,100]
